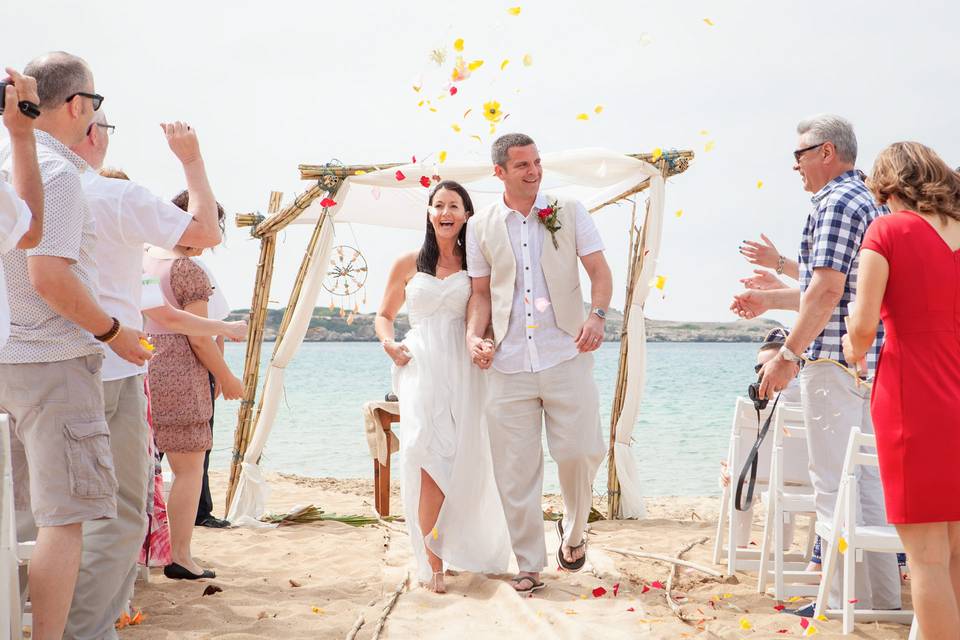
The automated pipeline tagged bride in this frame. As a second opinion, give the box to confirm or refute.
[375,180,511,592]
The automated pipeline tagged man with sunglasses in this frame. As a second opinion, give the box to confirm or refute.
[735,115,900,616]
[0,51,152,640]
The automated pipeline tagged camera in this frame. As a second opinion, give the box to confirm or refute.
[0,80,40,118]
[747,377,768,411]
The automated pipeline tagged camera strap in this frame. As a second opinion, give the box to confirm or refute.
[734,393,781,511]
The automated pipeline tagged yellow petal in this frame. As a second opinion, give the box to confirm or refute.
[453,38,464,52]
[463,108,473,118]
[468,59,484,71]
[757,180,764,189]
[703,17,715,26]
[651,147,663,161]
[787,596,804,603]
[439,151,447,163]
[594,105,604,114]
[354,170,367,175]
[417,100,424,107]
[451,124,461,132]
[576,113,589,121]
[654,275,667,290]
[500,59,510,71]
[838,537,848,554]
[431,527,439,540]
[675,209,683,218]
[722,593,733,599]
[470,135,482,142]
[429,107,437,112]
[699,129,709,135]
[523,53,533,66]
[507,6,522,15]
[815,615,828,622]
[804,625,818,636]
[704,140,715,152]
[739,618,752,630]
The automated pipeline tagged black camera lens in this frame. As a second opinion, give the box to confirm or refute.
[748,381,768,411]
[0,81,8,115]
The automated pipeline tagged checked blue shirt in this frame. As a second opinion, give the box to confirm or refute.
[798,170,887,375]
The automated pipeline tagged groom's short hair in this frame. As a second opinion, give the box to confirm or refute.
[492,133,536,168]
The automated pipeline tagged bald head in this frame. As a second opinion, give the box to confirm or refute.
[24,51,92,109]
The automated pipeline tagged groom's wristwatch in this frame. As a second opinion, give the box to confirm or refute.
[592,308,607,321]
[778,344,803,364]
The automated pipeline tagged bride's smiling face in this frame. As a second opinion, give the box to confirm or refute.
[428,188,468,240]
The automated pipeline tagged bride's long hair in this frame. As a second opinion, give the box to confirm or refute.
[417,180,475,276]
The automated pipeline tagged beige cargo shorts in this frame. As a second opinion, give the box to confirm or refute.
[0,353,118,527]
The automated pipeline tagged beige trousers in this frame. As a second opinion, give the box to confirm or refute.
[64,375,151,640]
[486,353,606,572]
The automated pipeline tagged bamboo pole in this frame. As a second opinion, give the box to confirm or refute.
[253,183,327,238]
[225,192,282,514]
[245,195,335,466]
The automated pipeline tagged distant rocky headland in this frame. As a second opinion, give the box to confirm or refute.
[226,306,785,344]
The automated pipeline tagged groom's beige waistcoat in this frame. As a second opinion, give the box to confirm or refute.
[472,196,585,347]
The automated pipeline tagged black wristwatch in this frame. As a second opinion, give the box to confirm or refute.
[592,308,606,320]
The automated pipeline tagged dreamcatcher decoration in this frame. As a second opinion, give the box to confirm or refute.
[323,245,368,324]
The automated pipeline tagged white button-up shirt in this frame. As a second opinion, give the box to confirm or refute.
[466,192,604,374]
[82,170,192,381]
[0,175,32,350]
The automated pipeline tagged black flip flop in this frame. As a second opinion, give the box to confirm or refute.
[556,519,587,572]
[510,575,545,594]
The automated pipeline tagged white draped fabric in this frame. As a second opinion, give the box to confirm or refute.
[228,148,666,523]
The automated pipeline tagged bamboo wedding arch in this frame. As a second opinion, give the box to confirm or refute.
[225,149,694,521]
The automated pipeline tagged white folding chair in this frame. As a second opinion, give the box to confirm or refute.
[2,414,33,639]
[756,403,819,599]
[713,398,810,575]
[813,428,913,634]
[908,614,920,640]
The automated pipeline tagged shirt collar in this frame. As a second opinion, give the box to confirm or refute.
[810,169,860,204]
[35,130,88,171]
[501,192,549,216]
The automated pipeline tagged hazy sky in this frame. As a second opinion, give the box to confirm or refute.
[5,1,957,324]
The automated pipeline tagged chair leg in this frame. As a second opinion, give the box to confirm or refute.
[842,537,855,634]
[774,502,786,600]
[713,486,729,566]
[757,493,775,594]
[814,482,847,621]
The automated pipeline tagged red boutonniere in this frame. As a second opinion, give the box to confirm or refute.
[536,198,562,249]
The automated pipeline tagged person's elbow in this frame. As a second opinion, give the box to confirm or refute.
[16,226,42,249]
[178,221,222,249]
[27,264,59,300]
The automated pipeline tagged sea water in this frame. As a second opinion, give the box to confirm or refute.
[211,342,759,497]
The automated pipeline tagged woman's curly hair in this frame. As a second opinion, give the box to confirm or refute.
[868,141,960,224]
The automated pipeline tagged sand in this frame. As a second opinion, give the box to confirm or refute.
[120,471,912,639]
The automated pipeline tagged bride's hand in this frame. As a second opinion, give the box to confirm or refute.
[383,340,412,366]
[468,336,494,369]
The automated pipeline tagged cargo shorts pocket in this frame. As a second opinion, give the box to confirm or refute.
[63,420,118,498]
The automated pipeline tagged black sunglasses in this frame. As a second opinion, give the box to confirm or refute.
[66,91,104,111]
[86,122,115,136]
[793,142,825,163]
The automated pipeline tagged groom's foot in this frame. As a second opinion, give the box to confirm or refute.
[561,542,587,566]
[510,572,544,594]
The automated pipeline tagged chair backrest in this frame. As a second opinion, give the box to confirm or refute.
[841,427,879,477]
[729,397,775,483]
[772,404,812,485]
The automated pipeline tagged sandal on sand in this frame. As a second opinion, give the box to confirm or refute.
[555,519,587,572]
[510,575,545,594]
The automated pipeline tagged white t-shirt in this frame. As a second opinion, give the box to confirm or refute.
[81,171,192,381]
[0,175,31,349]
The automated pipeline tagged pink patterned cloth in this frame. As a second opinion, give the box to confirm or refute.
[140,379,171,567]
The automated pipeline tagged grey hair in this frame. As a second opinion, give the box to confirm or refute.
[796,114,857,164]
[24,51,92,109]
[491,133,536,167]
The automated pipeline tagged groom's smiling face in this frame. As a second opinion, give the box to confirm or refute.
[495,144,543,201]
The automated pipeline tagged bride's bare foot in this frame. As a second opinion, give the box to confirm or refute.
[429,571,446,594]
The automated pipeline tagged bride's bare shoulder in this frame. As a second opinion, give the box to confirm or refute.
[389,252,419,280]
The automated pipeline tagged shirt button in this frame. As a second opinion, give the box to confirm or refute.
[526,289,530,293]
[525,266,529,270]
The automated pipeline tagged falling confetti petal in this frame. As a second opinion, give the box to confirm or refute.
[483,100,503,123]
[816,615,827,622]
[773,605,786,612]
[320,198,337,208]
[653,275,667,291]
[592,587,607,598]
[411,155,417,164]
[354,169,366,175]
[470,135,482,142]
[417,100,425,107]
[638,32,653,46]
[788,597,804,603]
[704,17,715,26]
[463,108,472,118]
[847,599,859,604]
[704,140,716,152]
[451,56,471,82]
[501,59,510,71]
[395,170,406,181]
[651,581,665,590]
[641,584,650,594]
[429,107,437,112]
[576,113,589,121]
[534,298,551,312]
[594,105,604,114]
[627,607,635,612]
[804,626,818,636]
[431,527,438,540]
[800,618,810,629]
[439,151,447,163]
[739,618,752,630]
[507,6,522,15]
[429,48,447,66]
[311,607,321,614]
[468,59,484,71]
[651,147,663,161]
[526,324,538,329]
[838,537,848,554]
[449,86,458,96]
[523,53,533,66]
[371,187,381,200]
[613,583,620,597]
[675,209,684,218]
[757,180,764,189]
[452,124,462,132]
[453,38,464,52]
[699,129,709,135]
[419,176,431,188]
[564,609,577,615]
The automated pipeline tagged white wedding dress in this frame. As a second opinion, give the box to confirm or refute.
[392,271,511,584]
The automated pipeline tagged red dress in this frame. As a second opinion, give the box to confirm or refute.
[865,210,960,523]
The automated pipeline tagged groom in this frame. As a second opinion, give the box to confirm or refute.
[465,133,611,592]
